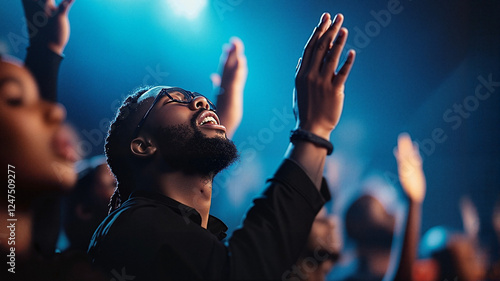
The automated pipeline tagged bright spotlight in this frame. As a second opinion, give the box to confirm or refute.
[166,0,207,20]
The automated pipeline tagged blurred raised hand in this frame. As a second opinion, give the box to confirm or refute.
[388,133,426,281]
[494,199,500,239]
[212,37,247,139]
[394,133,426,203]
[460,196,480,240]
[22,0,75,55]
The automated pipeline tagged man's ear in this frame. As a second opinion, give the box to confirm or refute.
[130,137,157,157]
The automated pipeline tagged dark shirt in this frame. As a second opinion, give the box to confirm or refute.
[88,159,330,280]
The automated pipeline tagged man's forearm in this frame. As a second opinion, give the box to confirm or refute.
[285,140,328,190]
[228,159,330,279]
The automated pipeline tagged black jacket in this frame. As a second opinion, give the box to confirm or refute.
[88,159,330,280]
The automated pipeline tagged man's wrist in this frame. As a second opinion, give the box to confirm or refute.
[296,123,332,140]
[290,129,334,155]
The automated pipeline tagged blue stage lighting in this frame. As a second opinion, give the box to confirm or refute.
[166,0,207,20]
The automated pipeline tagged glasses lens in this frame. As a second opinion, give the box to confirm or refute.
[162,88,216,111]
[168,91,190,102]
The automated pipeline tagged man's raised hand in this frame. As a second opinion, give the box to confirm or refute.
[294,13,355,140]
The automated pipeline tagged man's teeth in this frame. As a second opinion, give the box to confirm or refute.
[200,116,217,125]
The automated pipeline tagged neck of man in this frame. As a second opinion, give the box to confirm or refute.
[140,170,213,229]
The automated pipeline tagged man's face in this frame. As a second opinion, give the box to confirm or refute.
[139,89,238,175]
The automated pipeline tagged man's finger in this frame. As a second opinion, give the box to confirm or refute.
[299,13,331,75]
[332,50,355,87]
[230,37,244,55]
[310,13,344,73]
[397,133,413,153]
[322,27,348,77]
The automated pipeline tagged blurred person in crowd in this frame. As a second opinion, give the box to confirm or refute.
[88,12,355,280]
[340,133,426,281]
[1,0,76,258]
[285,208,342,281]
[0,55,99,280]
[0,1,105,279]
[414,195,487,281]
[417,226,487,281]
[18,0,78,259]
[61,156,116,252]
[487,197,500,279]
[343,193,395,281]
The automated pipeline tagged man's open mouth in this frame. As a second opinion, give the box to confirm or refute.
[196,110,226,133]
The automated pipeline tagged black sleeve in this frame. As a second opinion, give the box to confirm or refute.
[228,159,331,279]
[24,44,63,102]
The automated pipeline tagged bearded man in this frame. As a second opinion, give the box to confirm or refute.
[88,12,355,280]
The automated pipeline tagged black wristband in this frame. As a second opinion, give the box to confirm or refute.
[290,129,334,155]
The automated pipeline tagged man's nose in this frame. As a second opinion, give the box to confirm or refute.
[189,96,210,111]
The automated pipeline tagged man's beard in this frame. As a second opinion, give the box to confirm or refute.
[156,110,239,176]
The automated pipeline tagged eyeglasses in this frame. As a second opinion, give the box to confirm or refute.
[134,86,216,136]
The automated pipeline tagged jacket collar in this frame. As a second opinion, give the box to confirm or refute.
[127,190,228,240]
